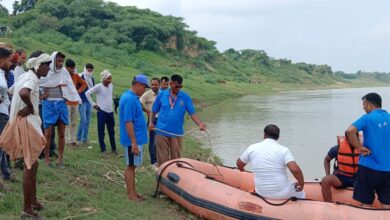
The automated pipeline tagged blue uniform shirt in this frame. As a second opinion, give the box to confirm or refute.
[152,89,196,137]
[119,90,147,146]
[353,109,390,171]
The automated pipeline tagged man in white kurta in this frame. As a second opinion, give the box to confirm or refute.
[9,52,51,219]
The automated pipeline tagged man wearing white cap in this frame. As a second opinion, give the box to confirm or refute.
[86,70,117,154]
[8,50,51,219]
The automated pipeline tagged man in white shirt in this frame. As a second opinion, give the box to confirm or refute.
[12,49,27,82]
[9,50,51,219]
[85,70,116,154]
[236,124,305,199]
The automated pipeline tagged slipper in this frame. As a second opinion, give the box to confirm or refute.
[20,211,43,220]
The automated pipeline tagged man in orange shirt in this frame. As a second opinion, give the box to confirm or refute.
[65,59,86,146]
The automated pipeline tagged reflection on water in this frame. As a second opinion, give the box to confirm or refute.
[196,87,390,179]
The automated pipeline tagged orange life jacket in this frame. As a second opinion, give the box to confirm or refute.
[336,134,362,177]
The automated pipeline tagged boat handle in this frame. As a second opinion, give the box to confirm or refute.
[167,172,180,184]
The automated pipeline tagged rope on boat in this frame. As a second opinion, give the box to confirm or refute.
[250,192,311,206]
[153,127,199,137]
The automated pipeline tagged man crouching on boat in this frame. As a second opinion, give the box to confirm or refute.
[236,124,305,199]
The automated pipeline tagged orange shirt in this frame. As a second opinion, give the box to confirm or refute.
[67,73,87,106]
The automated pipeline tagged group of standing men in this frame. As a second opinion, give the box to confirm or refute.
[119,74,206,201]
[0,43,208,217]
[0,45,126,218]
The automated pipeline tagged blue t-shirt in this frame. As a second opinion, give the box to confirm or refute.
[353,109,390,171]
[119,90,147,146]
[79,75,95,103]
[152,89,196,137]
[327,145,339,174]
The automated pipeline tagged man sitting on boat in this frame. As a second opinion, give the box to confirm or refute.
[236,124,305,199]
[321,134,360,202]
[346,92,390,208]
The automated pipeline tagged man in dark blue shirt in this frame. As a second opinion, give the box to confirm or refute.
[321,145,355,202]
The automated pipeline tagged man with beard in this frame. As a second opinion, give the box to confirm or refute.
[12,49,27,82]
[140,77,160,168]
[149,74,206,166]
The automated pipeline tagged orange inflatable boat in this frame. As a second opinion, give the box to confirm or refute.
[156,158,390,220]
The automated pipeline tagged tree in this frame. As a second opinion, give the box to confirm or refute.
[0,0,8,16]
[13,0,37,14]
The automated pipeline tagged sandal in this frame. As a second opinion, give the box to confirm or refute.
[20,211,43,220]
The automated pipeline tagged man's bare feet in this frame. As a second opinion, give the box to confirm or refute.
[44,160,51,166]
[128,194,145,202]
[21,210,43,220]
[136,193,144,199]
[31,201,44,211]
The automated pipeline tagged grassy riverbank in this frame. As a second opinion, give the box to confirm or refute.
[1,0,390,217]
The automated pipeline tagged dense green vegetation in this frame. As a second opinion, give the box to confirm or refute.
[1,0,389,90]
[0,0,389,219]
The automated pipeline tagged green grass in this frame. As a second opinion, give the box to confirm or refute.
[0,112,218,219]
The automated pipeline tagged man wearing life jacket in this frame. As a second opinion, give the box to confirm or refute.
[321,134,361,202]
[346,93,390,208]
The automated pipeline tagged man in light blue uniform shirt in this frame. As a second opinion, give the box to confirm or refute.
[119,74,149,202]
[149,74,206,167]
[346,93,390,208]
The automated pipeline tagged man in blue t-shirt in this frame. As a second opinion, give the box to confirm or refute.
[149,74,206,166]
[346,93,390,208]
[119,74,149,202]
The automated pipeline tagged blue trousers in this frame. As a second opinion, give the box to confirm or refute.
[148,118,157,164]
[0,113,10,180]
[97,110,116,152]
[77,102,92,142]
